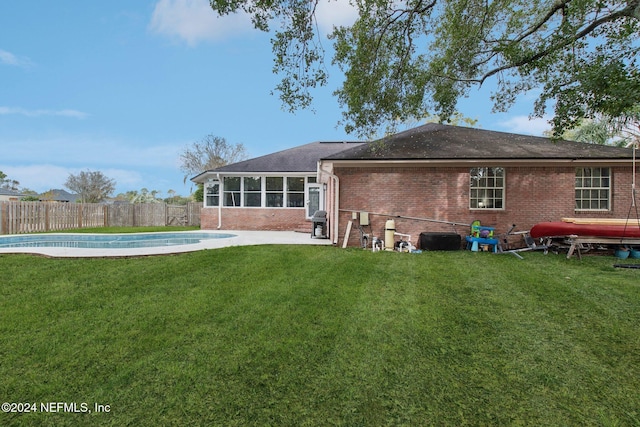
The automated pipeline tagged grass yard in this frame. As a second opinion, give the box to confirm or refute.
[1,245,639,426]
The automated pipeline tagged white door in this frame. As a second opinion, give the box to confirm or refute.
[306,184,323,218]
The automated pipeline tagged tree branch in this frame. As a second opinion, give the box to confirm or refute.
[478,1,639,85]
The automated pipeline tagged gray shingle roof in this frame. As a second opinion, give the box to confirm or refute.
[323,123,633,161]
[192,141,365,180]
[0,188,25,197]
[41,189,79,202]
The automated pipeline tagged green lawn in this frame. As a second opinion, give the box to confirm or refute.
[1,246,638,426]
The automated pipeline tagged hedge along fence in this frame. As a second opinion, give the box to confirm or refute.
[0,202,201,235]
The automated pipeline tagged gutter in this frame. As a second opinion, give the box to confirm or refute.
[216,173,222,229]
[318,161,340,245]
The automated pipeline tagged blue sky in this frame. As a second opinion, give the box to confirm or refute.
[1,0,551,197]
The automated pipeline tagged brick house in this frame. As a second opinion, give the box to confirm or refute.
[191,140,364,232]
[193,124,636,247]
[322,124,636,247]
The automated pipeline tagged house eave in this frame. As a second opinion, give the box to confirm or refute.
[191,170,317,184]
[322,158,634,168]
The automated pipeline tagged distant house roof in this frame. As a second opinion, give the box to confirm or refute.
[0,188,23,196]
[40,189,79,202]
[323,123,633,161]
[191,141,365,181]
[0,188,26,199]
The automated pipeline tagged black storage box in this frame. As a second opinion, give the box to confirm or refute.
[418,232,461,251]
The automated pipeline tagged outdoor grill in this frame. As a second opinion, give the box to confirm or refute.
[311,210,327,238]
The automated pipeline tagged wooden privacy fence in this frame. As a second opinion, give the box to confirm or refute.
[0,202,201,235]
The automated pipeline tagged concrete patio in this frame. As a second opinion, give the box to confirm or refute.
[0,230,333,258]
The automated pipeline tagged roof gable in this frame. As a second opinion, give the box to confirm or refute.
[192,141,365,181]
[324,123,633,161]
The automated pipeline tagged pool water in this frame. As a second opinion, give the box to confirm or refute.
[0,232,236,249]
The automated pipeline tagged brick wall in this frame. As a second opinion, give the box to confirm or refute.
[201,207,311,232]
[197,165,637,247]
[336,165,637,248]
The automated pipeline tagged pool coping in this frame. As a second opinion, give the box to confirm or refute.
[0,230,333,258]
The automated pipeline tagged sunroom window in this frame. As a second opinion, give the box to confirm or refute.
[212,175,311,208]
[243,176,262,207]
[223,177,241,206]
[266,177,284,207]
[287,177,305,207]
[470,167,504,209]
[205,182,219,207]
[575,167,610,211]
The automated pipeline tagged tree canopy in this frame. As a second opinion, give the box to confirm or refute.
[553,108,640,147]
[64,170,116,203]
[209,0,640,137]
[179,135,248,183]
[0,170,20,192]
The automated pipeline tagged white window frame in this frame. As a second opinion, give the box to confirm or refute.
[575,167,611,211]
[223,177,241,207]
[243,176,262,207]
[266,176,284,208]
[209,175,315,208]
[286,177,305,208]
[469,167,505,210]
[204,181,220,207]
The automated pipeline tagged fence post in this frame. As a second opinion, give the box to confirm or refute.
[0,202,5,234]
[45,203,50,232]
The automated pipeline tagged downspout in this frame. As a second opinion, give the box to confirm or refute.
[318,161,340,245]
[216,173,222,229]
[331,174,339,245]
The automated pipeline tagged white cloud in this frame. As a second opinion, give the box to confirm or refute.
[1,131,190,194]
[2,134,180,169]
[314,0,359,34]
[498,115,552,136]
[0,107,88,119]
[104,143,182,168]
[0,49,19,65]
[0,49,33,68]
[149,0,254,45]
[0,164,71,193]
[102,168,145,190]
[1,164,150,195]
[148,0,360,44]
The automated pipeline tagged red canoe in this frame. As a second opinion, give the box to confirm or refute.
[530,221,640,239]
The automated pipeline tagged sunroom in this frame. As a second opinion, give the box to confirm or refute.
[203,174,324,219]
[192,140,364,231]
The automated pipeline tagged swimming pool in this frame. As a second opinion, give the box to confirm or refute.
[0,230,330,258]
[0,232,236,249]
